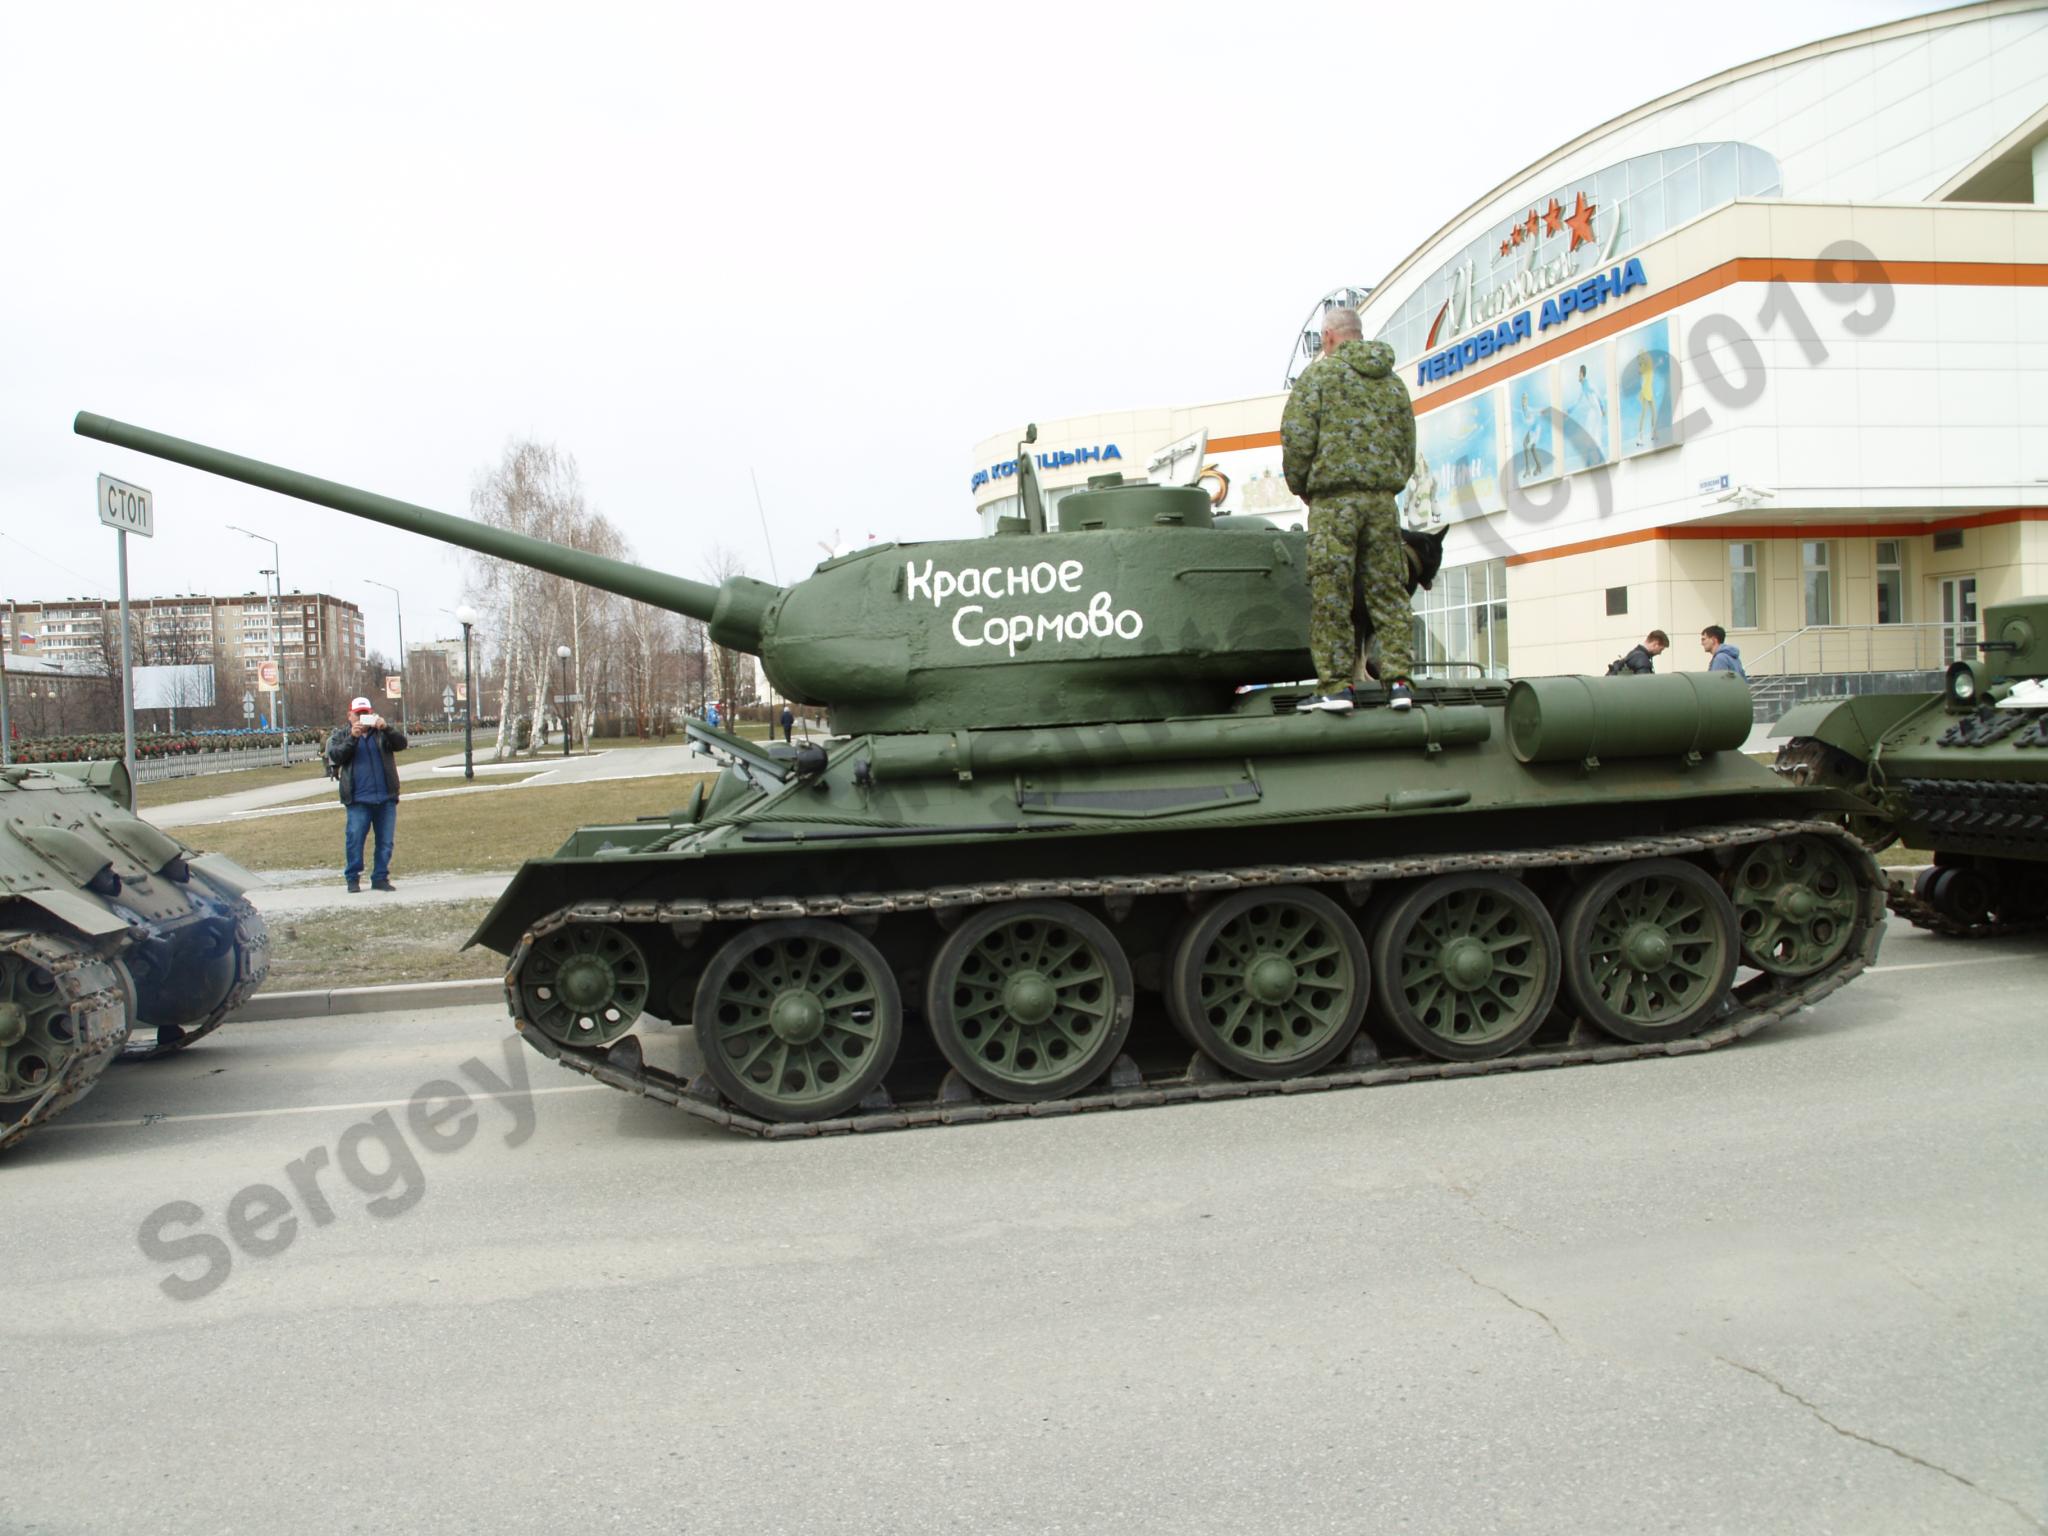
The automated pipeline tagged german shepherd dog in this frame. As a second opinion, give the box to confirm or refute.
[1353,523,1448,684]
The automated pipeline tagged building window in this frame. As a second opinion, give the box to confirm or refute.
[1875,540,1904,625]
[1729,542,1759,629]
[1801,541,1832,626]
[1410,558,1509,678]
[1605,586,1628,616]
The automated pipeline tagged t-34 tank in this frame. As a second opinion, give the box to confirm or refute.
[1,758,269,1150]
[76,411,1886,1137]
[1774,594,2048,936]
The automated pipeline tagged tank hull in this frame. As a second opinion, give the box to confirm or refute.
[1,763,271,1151]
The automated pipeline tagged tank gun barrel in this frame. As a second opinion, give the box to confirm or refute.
[71,413,776,651]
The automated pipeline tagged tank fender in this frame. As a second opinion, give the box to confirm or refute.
[4,886,132,938]
[187,851,261,900]
[1768,693,1930,761]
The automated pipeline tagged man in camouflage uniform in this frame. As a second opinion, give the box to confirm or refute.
[1281,307,1418,712]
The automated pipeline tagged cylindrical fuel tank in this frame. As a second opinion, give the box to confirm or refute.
[1505,673,1753,765]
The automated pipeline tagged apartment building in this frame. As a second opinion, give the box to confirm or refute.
[0,591,367,682]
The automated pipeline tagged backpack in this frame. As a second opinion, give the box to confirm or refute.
[1605,655,1629,676]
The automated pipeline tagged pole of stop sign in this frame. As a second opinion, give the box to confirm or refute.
[97,474,154,811]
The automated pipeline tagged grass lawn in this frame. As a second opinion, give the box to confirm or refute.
[265,898,504,990]
[140,760,331,808]
[181,771,716,876]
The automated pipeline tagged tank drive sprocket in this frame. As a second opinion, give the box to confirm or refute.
[0,932,132,1153]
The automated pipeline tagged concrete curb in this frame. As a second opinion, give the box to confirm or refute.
[231,977,501,1022]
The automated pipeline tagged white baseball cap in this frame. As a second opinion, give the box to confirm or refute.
[349,697,374,714]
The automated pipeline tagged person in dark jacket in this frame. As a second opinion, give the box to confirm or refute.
[780,705,795,743]
[1611,630,1670,675]
[1700,625,1747,678]
[327,695,408,892]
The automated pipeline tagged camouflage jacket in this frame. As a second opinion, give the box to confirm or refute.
[1281,340,1416,499]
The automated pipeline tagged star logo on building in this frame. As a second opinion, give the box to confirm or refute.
[1565,191,1597,250]
[1524,210,1541,242]
[1499,239,1512,258]
[1542,197,1564,238]
[1509,222,1524,248]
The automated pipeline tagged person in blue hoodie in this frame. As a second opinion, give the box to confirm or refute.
[326,696,409,892]
[1701,625,1747,679]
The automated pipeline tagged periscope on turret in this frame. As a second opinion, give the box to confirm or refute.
[73,410,1890,1138]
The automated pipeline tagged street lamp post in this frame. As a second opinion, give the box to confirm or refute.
[364,578,408,736]
[445,605,478,780]
[228,524,287,765]
[556,643,572,758]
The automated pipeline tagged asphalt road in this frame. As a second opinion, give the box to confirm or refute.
[5,916,2044,1535]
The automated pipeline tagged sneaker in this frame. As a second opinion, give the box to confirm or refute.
[1388,680,1415,712]
[1300,688,1356,714]
[346,881,361,893]
[371,880,397,892]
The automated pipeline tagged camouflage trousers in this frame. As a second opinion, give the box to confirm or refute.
[1306,491,1413,691]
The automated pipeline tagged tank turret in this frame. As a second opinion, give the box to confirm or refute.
[75,409,1887,1138]
[76,414,1320,735]
[1776,593,2048,935]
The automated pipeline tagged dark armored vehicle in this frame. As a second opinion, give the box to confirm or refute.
[1776,594,2048,936]
[2,758,268,1149]
[76,411,1884,1137]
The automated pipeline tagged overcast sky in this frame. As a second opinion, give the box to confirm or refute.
[1,0,1930,663]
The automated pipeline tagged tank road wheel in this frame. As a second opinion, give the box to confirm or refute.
[517,922,651,1048]
[1726,835,1859,977]
[1560,859,1739,1044]
[925,900,1134,1103]
[1928,867,1993,926]
[694,920,902,1122]
[1166,887,1368,1079]
[1371,874,1560,1061]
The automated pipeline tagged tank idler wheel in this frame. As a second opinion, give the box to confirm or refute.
[1912,866,1942,904]
[1727,834,1859,977]
[1166,886,1368,1079]
[1371,873,1560,1061]
[1560,859,1738,1044]
[695,920,902,1122]
[519,922,651,1048]
[925,900,1133,1103]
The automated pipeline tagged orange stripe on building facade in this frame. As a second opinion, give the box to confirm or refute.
[1207,258,2048,457]
[1502,508,2048,568]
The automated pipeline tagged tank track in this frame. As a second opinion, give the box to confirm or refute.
[119,895,273,1061]
[507,818,1887,1139]
[0,932,132,1153]
[1883,876,2046,940]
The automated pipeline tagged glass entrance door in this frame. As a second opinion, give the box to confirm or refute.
[1939,575,1978,665]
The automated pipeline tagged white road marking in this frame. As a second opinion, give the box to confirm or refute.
[45,1082,609,1132]
[1870,956,2046,974]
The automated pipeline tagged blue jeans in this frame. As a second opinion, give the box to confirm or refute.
[344,799,398,885]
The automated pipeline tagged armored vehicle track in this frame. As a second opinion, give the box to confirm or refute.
[509,819,1885,1138]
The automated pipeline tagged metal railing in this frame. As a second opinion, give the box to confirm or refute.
[1742,621,1970,680]
[132,727,468,783]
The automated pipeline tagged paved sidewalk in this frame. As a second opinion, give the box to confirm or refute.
[146,742,720,830]
[246,870,516,914]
